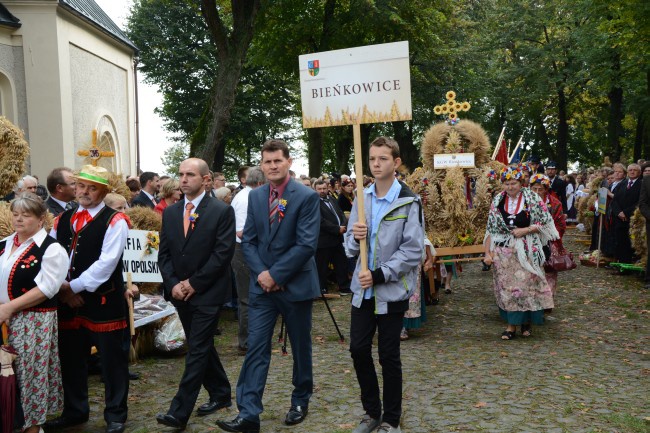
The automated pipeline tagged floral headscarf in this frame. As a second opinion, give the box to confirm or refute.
[500,166,523,182]
[529,174,551,188]
[485,188,559,277]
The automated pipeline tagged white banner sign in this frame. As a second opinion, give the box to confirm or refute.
[299,41,412,128]
[433,153,476,169]
[122,229,162,283]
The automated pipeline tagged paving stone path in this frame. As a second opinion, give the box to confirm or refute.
[56,238,649,432]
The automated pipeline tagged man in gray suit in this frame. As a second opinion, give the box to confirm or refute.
[217,140,320,433]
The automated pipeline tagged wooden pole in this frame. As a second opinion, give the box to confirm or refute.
[1,322,8,344]
[353,122,368,273]
[508,135,523,163]
[491,126,506,160]
[127,272,135,336]
[596,213,604,269]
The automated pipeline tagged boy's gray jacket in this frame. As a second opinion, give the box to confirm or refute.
[344,182,424,314]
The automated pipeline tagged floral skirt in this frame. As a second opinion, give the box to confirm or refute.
[8,310,63,427]
[403,268,427,330]
[492,246,553,322]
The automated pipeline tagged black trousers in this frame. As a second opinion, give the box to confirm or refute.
[349,299,404,428]
[169,302,231,423]
[316,244,350,291]
[646,222,650,282]
[59,327,129,423]
[613,218,634,263]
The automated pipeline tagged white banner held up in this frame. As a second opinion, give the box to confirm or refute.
[299,41,412,128]
[122,230,162,283]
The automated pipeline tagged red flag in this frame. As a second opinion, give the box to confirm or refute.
[495,139,509,164]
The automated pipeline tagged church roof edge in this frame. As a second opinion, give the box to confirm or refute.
[59,0,138,54]
[0,3,22,29]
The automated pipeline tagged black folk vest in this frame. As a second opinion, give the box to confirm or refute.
[0,235,59,312]
[56,207,127,332]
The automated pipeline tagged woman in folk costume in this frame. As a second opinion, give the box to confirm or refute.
[0,193,69,433]
[529,174,566,303]
[483,166,559,340]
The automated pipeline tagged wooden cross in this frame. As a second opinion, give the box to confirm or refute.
[77,129,115,166]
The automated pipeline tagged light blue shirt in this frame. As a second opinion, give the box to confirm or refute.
[365,178,402,299]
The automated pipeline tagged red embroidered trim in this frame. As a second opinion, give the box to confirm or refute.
[25,306,57,313]
[59,317,127,332]
[6,247,33,302]
[53,215,60,230]
[110,212,132,228]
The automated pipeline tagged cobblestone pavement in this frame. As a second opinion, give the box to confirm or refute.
[54,238,649,432]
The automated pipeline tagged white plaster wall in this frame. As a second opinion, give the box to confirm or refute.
[0,42,29,136]
[69,44,128,174]
[1,1,137,179]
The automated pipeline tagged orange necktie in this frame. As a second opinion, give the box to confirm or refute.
[183,202,195,236]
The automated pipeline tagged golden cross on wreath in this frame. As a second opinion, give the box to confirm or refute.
[77,129,115,167]
[433,90,471,124]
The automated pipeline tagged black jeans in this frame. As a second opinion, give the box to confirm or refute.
[349,299,404,428]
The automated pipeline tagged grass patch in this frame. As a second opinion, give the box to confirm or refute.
[603,413,649,433]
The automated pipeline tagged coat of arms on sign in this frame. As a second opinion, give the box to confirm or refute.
[308,60,319,76]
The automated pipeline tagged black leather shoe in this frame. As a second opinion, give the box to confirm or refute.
[106,421,126,433]
[156,413,187,429]
[44,415,89,428]
[197,399,232,416]
[129,370,140,380]
[216,416,260,433]
[284,405,308,425]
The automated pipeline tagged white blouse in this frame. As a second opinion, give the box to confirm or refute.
[0,228,69,303]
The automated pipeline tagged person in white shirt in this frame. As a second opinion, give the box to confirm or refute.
[230,166,265,353]
[0,193,68,433]
[46,165,130,433]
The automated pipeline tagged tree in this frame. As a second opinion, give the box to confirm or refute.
[161,143,189,176]
[197,0,263,167]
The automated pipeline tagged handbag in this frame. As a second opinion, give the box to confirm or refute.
[544,249,577,272]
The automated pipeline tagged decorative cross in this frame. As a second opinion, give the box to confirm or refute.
[433,90,471,125]
[77,129,115,167]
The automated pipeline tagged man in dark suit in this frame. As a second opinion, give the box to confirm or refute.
[546,161,567,213]
[313,179,350,295]
[131,171,160,208]
[156,158,235,429]
[636,163,650,288]
[45,167,76,216]
[217,139,320,433]
[610,163,642,264]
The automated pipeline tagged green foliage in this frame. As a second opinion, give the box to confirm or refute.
[129,0,650,175]
[160,142,189,176]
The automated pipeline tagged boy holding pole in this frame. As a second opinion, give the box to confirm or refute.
[345,137,424,433]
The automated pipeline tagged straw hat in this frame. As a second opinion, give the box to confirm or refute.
[74,165,110,187]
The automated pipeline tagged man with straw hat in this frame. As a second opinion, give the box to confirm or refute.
[46,165,130,433]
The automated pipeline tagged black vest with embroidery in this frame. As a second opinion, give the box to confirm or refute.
[56,207,127,332]
[0,236,59,312]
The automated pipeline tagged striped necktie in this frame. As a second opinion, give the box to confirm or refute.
[269,189,279,226]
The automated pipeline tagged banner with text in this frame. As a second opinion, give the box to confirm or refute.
[433,153,476,169]
[122,230,162,283]
[299,41,412,128]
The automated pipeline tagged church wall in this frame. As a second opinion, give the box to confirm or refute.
[60,11,136,177]
[69,44,129,175]
[0,42,28,136]
[1,1,137,180]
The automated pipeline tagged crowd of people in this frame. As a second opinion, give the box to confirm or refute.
[0,141,646,433]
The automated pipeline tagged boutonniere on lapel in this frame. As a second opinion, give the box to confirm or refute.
[189,212,199,230]
[278,199,287,220]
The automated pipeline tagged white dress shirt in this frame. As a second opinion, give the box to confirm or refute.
[0,228,69,303]
[231,186,251,244]
[50,202,129,294]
